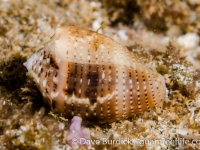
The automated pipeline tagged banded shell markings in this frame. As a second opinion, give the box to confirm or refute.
[24,26,166,123]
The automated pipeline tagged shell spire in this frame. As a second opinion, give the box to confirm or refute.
[24,26,166,123]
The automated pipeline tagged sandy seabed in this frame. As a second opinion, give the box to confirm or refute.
[0,0,200,149]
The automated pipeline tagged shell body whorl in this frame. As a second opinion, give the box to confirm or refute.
[25,26,166,123]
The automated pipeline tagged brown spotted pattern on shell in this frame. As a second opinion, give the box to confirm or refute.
[25,26,166,123]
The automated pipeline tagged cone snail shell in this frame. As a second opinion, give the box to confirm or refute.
[24,26,166,123]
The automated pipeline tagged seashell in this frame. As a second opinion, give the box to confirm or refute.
[24,26,166,123]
